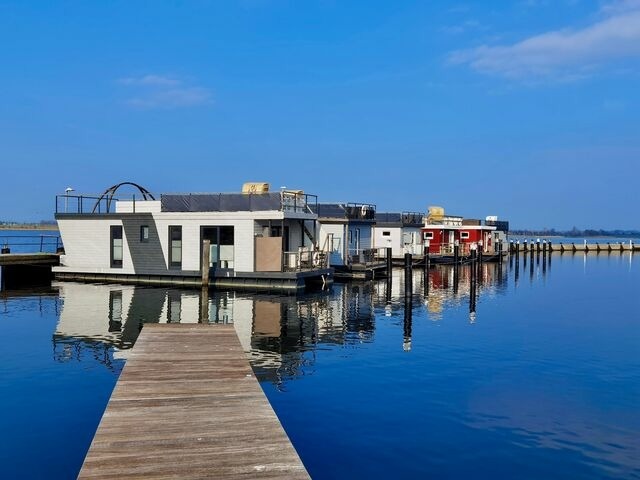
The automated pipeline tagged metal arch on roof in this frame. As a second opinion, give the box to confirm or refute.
[91,182,156,213]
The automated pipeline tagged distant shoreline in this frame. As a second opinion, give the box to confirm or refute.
[0,225,59,231]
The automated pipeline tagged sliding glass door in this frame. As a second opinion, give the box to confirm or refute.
[201,226,235,271]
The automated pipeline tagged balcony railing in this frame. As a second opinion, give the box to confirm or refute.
[344,203,376,221]
[348,247,388,266]
[56,191,319,215]
[283,248,329,272]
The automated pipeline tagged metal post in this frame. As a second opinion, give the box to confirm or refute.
[423,241,430,273]
[404,253,412,297]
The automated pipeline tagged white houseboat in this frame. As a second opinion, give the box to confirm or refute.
[310,202,386,279]
[53,182,333,292]
[373,212,425,262]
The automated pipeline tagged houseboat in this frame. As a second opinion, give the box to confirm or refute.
[310,202,386,279]
[421,207,508,264]
[373,212,425,264]
[53,182,333,292]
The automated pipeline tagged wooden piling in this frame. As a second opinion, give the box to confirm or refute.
[201,239,211,287]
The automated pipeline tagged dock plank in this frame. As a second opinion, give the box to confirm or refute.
[79,324,309,479]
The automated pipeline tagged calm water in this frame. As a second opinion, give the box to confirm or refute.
[1,253,639,479]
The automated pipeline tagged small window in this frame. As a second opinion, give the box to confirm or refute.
[461,231,470,239]
[424,232,434,240]
[110,225,123,268]
[169,226,182,269]
[382,231,391,237]
[140,225,150,242]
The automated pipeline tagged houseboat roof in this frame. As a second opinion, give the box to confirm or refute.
[375,212,424,228]
[310,203,376,223]
[423,223,496,231]
[160,192,314,213]
[55,190,318,218]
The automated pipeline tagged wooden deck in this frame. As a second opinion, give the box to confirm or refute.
[79,324,309,479]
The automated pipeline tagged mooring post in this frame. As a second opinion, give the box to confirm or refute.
[386,247,393,277]
[423,241,430,273]
[404,253,413,297]
[478,241,483,265]
[471,244,477,273]
[516,240,520,257]
[542,240,547,257]
[454,241,460,265]
[202,240,211,287]
[536,239,541,253]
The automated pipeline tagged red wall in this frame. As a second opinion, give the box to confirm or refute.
[422,228,492,254]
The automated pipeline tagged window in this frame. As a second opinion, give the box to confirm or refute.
[424,232,434,240]
[110,225,123,268]
[140,225,149,242]
[169,226,182,269]
[382,231,391,237]
[461,231,470,239]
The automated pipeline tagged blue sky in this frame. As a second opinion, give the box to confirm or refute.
[1,0,639,229]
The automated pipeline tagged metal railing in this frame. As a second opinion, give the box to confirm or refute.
[349,247,387,265]
[283,248,329,271]
[55,194,153,215]
[0,235,62,253]
[345,203,376,221]
[429,243,498,255]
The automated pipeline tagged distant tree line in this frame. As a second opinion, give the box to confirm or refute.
[510,227,640,238]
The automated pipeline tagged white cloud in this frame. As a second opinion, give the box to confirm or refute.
[117,74,181,87]
[117,74,213,109]
[449,2,640,80]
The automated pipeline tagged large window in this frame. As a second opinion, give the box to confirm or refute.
[110,225,123,268]
[201,226,235,270]
[169,226,182,269]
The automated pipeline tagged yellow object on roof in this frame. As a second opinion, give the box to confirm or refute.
[242,182,270,194]
[427,206,445,223]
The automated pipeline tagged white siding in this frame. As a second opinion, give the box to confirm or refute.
[317,222,346,266]
[373,226,402,256]
[56,211,287,275]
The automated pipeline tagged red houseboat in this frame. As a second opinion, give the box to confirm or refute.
[421,207,508,263]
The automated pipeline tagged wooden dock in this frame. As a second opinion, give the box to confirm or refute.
[0,252,60,266]
[79,324,309,479]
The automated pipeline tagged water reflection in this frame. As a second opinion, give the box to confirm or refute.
[50,260,512,377]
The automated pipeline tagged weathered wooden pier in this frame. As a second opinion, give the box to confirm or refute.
[79,324,309,479]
